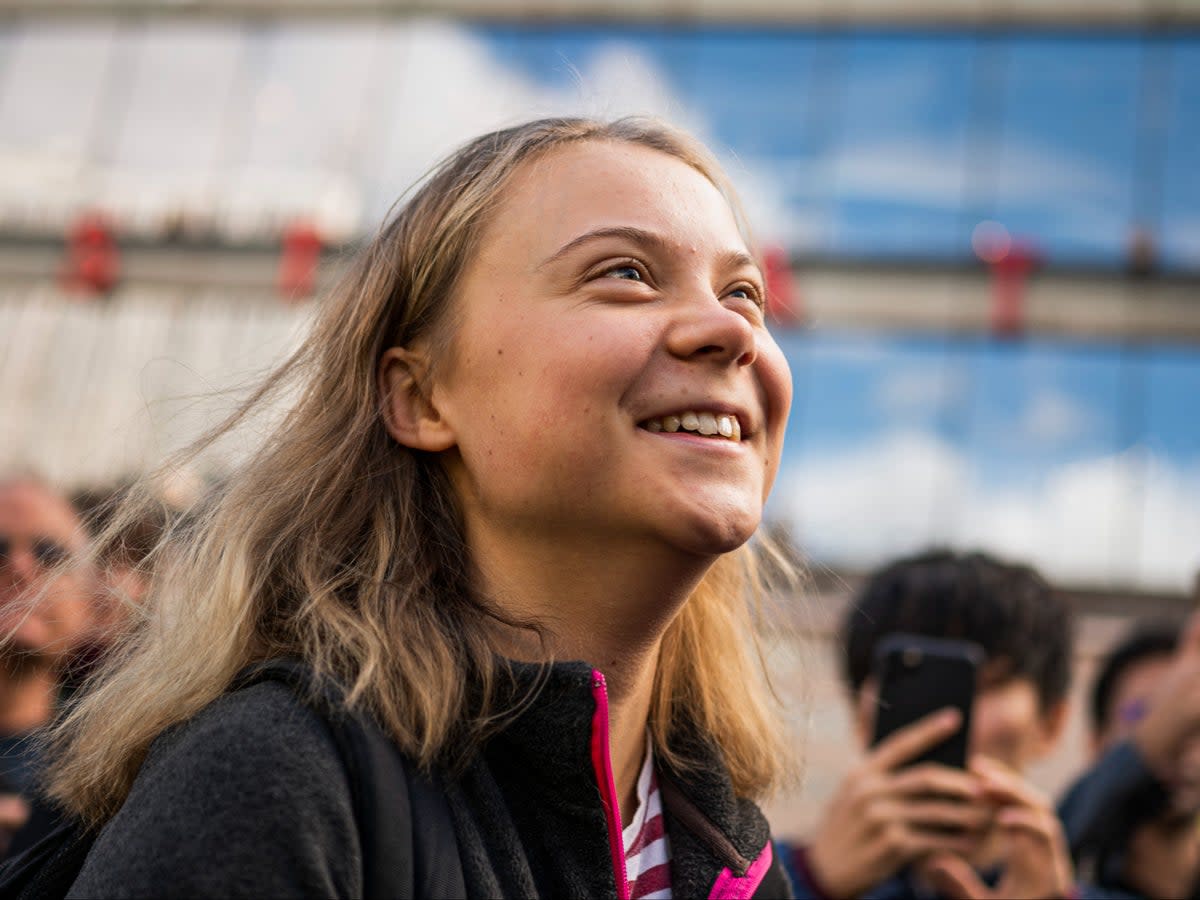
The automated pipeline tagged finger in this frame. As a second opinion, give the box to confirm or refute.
[905,829,987,863]
[996,806,1058,843]
[923,852,993,900]
[891,763,983,803]
[900,798,995,834]
[871,708,963,772]
[969,757,1049,810]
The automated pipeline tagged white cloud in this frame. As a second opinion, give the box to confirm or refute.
[1017,388,1096,447]
[769,132,1126,225]
[360,21,823,250]
[1164,216,1200,267]
[831,138,969,209]
[874,366,967,419]
[770,430,969,563]
[772,430,1200,592]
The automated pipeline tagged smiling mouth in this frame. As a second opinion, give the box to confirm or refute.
[638,411,742,442]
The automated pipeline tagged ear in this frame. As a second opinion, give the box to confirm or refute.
[378,346,456,452]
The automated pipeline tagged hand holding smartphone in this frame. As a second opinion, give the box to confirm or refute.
[870,633,983,769]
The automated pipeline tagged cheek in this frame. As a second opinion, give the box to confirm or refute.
[970,694,1044,765]
[42,577,94,631]
[756,341,793,490]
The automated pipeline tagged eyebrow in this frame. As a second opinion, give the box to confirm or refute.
[537,225,762,278]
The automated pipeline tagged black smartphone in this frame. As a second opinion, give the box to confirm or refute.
[870,633,983,769]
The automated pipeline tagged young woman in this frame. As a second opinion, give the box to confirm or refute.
[43,118,798,898]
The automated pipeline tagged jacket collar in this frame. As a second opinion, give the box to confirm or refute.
[489,659,774,894]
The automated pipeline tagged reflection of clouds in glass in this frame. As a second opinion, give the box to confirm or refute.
[1017,388,1096,447]
[1163,217,1200,268]
[0,23,117,154]
[873,366,967,419]
[771,430,1200,592]
[366,20,809,245]
[810,134,1122,217]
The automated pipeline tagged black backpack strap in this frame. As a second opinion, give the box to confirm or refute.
[234,659,466,900]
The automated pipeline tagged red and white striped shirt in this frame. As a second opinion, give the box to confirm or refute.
[622,740,672,899]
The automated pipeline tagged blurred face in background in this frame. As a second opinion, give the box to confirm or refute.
[1097,653,1200,900]
[0,480,95,667]
[1094,652,1174,754]
[968,663,1066,773]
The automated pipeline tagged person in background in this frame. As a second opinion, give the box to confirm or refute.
[0,474,98,855]
[2,480,173,860]
[780,549,1078,899]
[70,483,169,636]
[1058,615,1200,899]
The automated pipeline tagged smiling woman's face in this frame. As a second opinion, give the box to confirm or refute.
[431,139,792,560]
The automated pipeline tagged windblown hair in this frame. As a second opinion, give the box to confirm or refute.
[47,117,799,824]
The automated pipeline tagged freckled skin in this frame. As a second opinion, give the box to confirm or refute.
[432,140,792,560]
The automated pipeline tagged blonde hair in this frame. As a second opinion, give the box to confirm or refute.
[47,117,800,824]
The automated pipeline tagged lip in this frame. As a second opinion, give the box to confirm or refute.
[636,428,748,452]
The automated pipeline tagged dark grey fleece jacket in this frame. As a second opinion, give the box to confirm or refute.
[67,662,791,899]
[68,680,362,897]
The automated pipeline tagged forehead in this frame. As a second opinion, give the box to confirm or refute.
[479,139,749,264]
[0,481,83,544]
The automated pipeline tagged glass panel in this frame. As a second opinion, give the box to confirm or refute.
[102,22,245,235]
[957,340,1129,583]
[0,22,120,230]
[368,22,698,228]
[1161,38,1200,272]
[827,32,976,261]
[1137,348,1200,588]
[987,36,1142,267]
[770,332,1199,591]
[770,331,970,565]
[225,20,384,240]
[676,28,825,255]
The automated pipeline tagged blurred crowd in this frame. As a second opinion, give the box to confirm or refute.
[0,473,171,857]
[0,471,1197,898]
[775,552,1200,900]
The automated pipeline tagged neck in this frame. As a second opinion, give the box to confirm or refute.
[475,528,714,827]
[0,654,57,734]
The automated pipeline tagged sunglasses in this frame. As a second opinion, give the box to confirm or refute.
[0,535,73,570]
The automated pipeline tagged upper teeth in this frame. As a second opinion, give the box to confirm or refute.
[643,411,741,441]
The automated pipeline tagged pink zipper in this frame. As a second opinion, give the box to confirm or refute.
[590,669,630,900]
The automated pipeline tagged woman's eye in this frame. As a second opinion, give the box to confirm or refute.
[727,285,764,307]
[604,264,643,281]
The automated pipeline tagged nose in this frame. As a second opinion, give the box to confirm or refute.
[665,293,757,367]
[0,546,38,589]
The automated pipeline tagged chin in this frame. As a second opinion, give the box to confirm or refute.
[672,511,760,557]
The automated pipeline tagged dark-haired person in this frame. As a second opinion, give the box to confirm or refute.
[780,549,1078,899]
[0,475,98,856]
[1058,615,1200,899]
